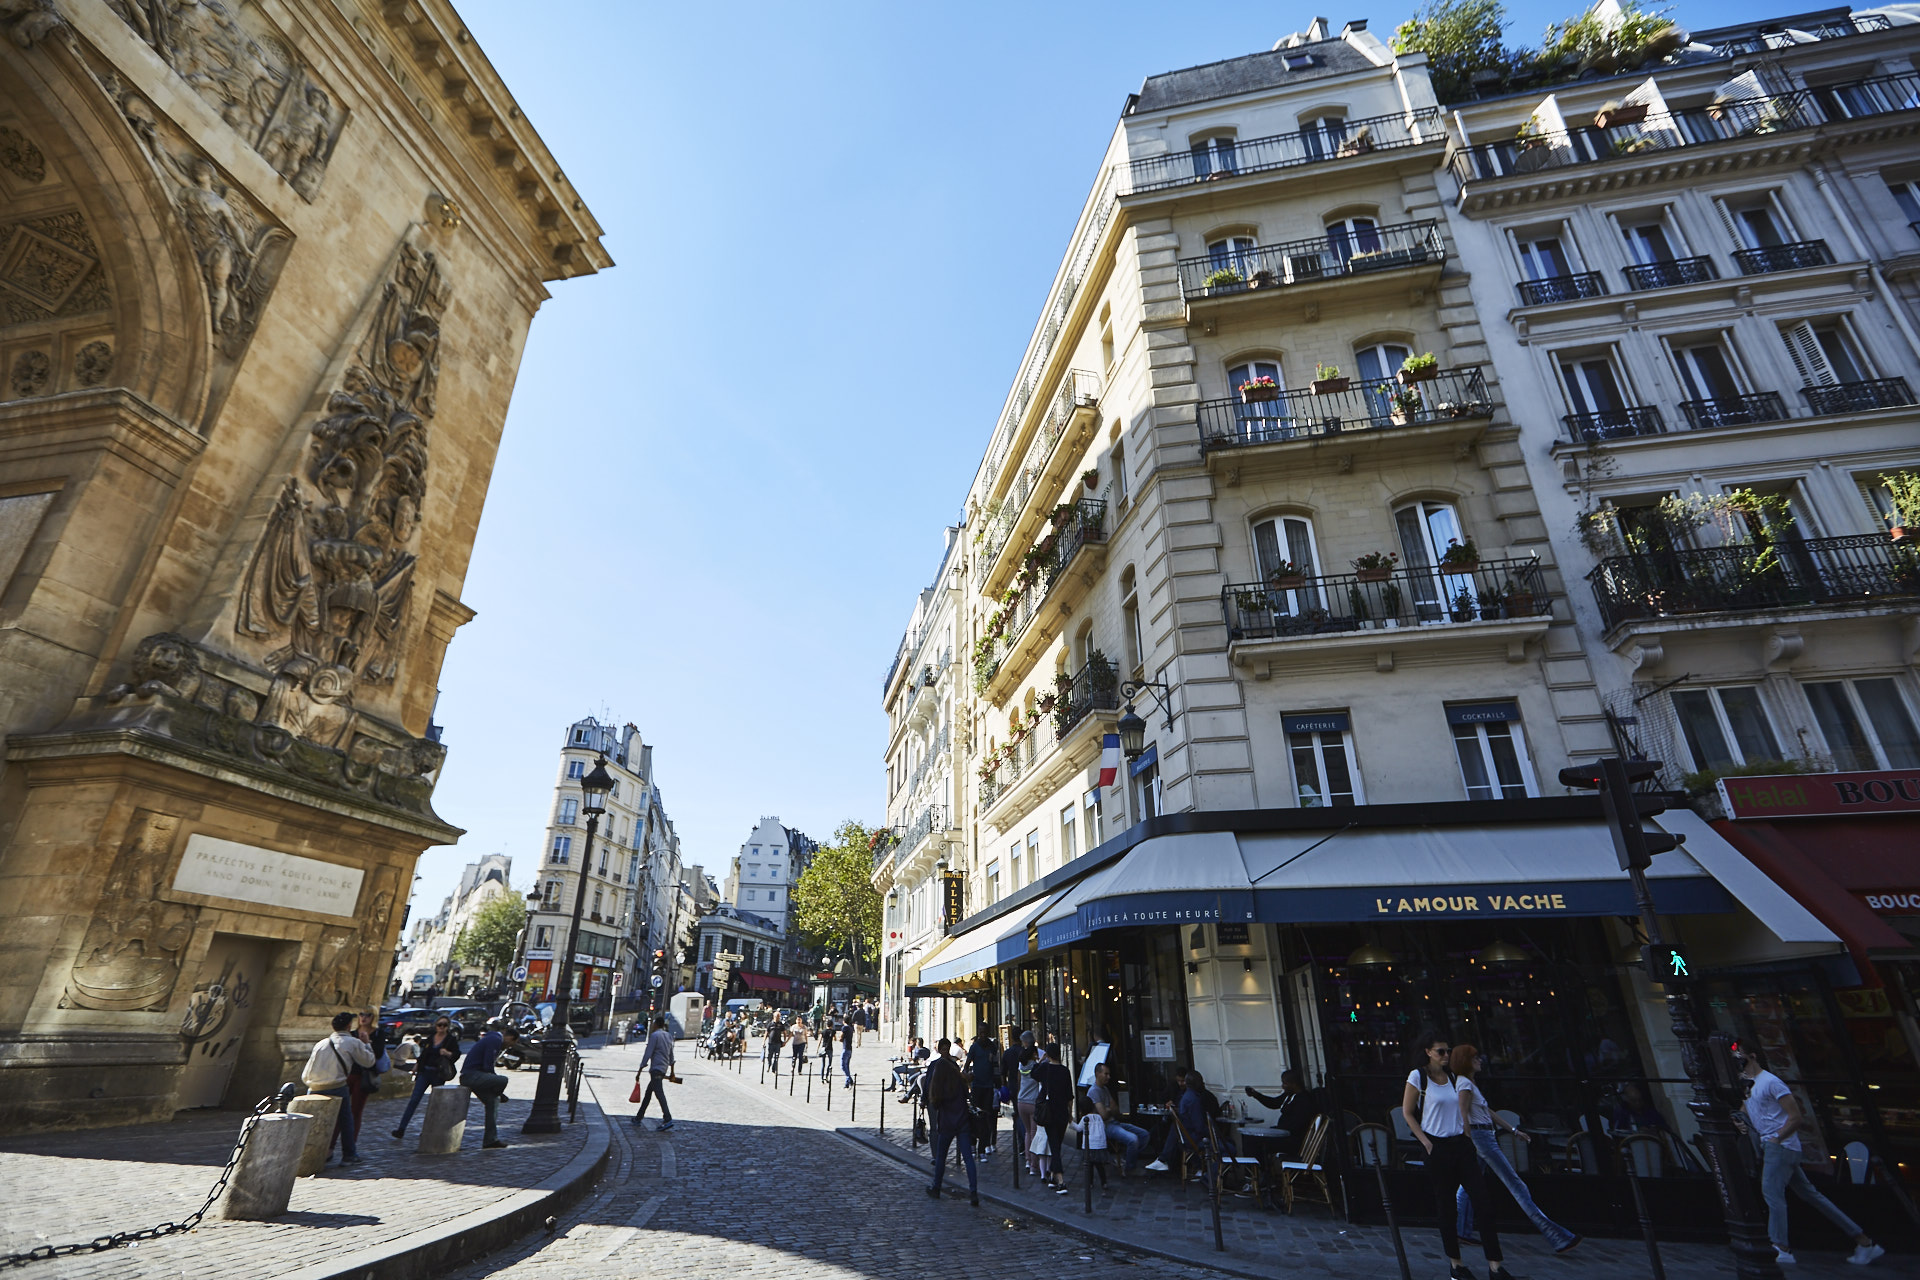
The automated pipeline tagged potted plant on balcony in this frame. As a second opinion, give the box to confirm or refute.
[1388,386,1424,425]
[1082,468,1100,491]
[1232,587,1270,613]
[1312,363,1349,395]
[1882,469,1920,542]
[1335,125,1375,157]
[1503,576,1538,617]
[1087,649,1118,699]
[1609,135,1656,157]
[1239,375,1280,404]
[1352,550,1398,582]
[1439,537,1480,569]
[1450,587,1479,623]
[1398,352,1439,385]
[1051,502,1076,529]
[1247,268,1277,289]
[1267,560,1306,590]
[1203,266,1244,293]
[1594,99,1648,129]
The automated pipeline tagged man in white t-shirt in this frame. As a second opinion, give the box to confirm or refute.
[1739,1045,1882,1267]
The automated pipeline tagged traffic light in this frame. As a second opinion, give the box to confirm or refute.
[1642,942,1693,984]
[1559,757,1684,871]
[1704,1033,1743,1090]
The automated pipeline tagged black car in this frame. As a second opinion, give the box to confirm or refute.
[380,1007,440,1038]
[439,1004,491,1037]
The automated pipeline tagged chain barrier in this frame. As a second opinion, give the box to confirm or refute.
[3,1083,299,1269]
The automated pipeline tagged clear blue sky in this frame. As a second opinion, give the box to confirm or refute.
[412,0,1766,919]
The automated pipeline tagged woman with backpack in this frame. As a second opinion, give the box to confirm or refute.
[1402,1030,1514,1280]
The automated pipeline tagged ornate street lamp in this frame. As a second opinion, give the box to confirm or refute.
[523,752,613,1134]
[1116,678,1176,761]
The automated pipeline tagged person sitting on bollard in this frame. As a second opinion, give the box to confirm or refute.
[301,1010,376,1168]
[392,1015,462,1140]
[460,1021,518,1150]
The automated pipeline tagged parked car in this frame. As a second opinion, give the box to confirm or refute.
[379,1007,440,1038]
[534,1001,597,1035]
[439,1004,491,1037]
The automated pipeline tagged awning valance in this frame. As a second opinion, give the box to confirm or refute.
[920,886,1074,986]
[737,970,794,992]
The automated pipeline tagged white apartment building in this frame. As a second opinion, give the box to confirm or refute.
[712,816,818,1002]
[878,9,1908,1184]
[405,853,514,991]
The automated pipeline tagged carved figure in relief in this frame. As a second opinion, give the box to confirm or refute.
[0,0,65,48]
[64,811,199,1012]
[303,925,358,1010]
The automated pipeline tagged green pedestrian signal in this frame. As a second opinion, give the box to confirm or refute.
[1642,944,1693,983]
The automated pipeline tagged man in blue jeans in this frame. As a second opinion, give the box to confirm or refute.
[460,1023,519,1149]
[300,1011,375,1167]
[1739,1045,1883,1267]
[1089,1061,1149,1173]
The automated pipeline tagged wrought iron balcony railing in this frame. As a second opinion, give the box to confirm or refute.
[1588,535,1920,632]
[1622,256,1718,290]
[1051,659,1121,740]
[1179,221,1445,300]
[1678,392,1788,431]
[892,804,948,866]
[1562,406,1666,442]
[1733,240,1834,275]
[974,500,1109,692]
[1517,272,1606,305]
[1706,12,1889,55]
[1128,108,1441,194]
[1199,369,1491,453]
[978,716,1058,811]
[1222,556,1550,642]
[1803,377,1916,416]
[978,369,1101,569]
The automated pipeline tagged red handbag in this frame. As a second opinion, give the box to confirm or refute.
[629,1079,644,1103]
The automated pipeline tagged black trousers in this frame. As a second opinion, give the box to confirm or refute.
[1428,1133,1502,1261]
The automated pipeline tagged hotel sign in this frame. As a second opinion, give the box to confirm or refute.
[1719,770,1920,819]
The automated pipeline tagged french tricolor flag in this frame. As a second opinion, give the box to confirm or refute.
[1096,733,1122,794]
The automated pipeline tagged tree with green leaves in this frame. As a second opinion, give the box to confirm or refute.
[455,892,526,983]
[793,820,885,965]
[1392,0,1520,104]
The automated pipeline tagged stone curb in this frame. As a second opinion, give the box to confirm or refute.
[836,1126,1275,1280]
[280,1108,612,1280]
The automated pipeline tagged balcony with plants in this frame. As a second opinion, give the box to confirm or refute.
[975,369,1102,595]
[1582,486,1920,640]
[1125,108,1443,195]
[1178,221,1446,306]
[1199,359,1493,461]
[978,655,1120,824]
[973,500,1108,702]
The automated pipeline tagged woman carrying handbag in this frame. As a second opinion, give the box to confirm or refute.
[1401,1030,1517,1280]
[392,1015,461,1140]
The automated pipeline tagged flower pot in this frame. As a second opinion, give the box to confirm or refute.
[1892,526,1910,543]
[1449,609,1475,624]
[1398,366,1438,385]
[1240,384,1280,404]
[1312,377,1350,396]
[1083,472,1098,491]
[1440,554,1479,571]
[1594,104,1648,129]
[1268,575,1306,591]
[1355,567,1393,583]
[1390,411,1412,426]
[1507,591,1536,615]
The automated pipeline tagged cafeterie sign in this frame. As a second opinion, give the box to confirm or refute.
[1719,770,1920,819]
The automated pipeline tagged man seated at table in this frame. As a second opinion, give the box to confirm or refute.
[1145,1067,1233,1172]
[1088,1061,1149,1174]
[1244,1068,1317,1156]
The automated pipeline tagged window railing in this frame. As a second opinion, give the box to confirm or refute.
[1452,91,1822,184]
[1732,240,1834,274]
[1562,406,1666,442]
[1677,392,1788,430]
[1803,377,1916,416]
[1815,71,1920,122]
[1704,13,1889,56]
[890,804,948,866]
[1127,108,1442,193]
[1178,221,1445,300]
[1587,534,1920,631]
[978,369,1102,570]
[1198,369,1491,453]
[1221,556,1550,642]
[1051,660,1121,740]
[1622,256,1717,290]
[1517,272,1606,305]
[975,501,1109,692]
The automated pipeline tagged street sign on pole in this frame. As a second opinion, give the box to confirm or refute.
[611,972,622,990]
[511,964,529,982]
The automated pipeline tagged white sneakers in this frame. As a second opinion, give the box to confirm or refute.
[1775,1249,1796,1266]
[1848,1243,1885,1266]
[1143,1159,1169,1172]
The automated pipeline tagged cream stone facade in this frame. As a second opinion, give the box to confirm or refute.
[404,851,511,989]
[0,0,607,1128]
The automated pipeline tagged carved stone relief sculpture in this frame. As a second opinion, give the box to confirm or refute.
[62,810,199,1011]
[0,124,47,182]
[0,212,110,329]
[238,244,446,736]
[106,0,346,199]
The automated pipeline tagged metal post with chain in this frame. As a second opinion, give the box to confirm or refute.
[4,1083,300,1268]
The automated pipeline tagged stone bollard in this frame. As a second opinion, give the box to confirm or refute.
[219,1112,311,1218]
[417,1084,471,1154]
[288,1093,341,1177]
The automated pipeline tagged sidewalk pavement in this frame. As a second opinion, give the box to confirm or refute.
[763,1038,1898,1280]
[0,1054,609,1280]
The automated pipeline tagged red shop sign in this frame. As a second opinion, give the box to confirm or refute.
[1720,770,1920,819]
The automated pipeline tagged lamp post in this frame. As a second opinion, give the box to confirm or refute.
[523,752,614,1134]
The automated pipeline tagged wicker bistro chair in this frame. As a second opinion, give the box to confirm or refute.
[1278,1113,1335,1214]
[1207,1115,1266,1204]
[1170,1109,1207,1184]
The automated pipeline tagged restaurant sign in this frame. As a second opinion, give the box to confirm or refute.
[1861,892,1920,913]
[1719,770,1920,819]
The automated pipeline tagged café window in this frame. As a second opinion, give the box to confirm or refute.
[1447,702,1537,799]
[1671,686,1781,772]
[1801,678,1920,771]
[1284,712,1363,807]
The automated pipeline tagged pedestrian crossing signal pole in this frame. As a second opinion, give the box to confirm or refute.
[1561,758,1780,1280]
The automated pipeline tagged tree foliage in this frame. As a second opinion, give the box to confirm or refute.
[1393,0,1517,105]
[455,892,526,977]
[793,820,885,964]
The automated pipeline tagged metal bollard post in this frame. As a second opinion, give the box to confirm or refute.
[806,1068,812,1103]
[1209,1154,1224,1252]
[1371,1156,1413,1280]
[826,1075,832,1112]
[1628,1168,1668,1280]
[851,1080,857,1123]
[1086,1149,1095,1214]
[759,1055,765,1084]
[879,1085,884,1135]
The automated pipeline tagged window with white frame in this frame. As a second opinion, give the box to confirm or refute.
[1326,215,1381,263]
[1557,350,1630,423]
[1084,788,1102,844]
[1670,686,1782,772]
[1301,114,1348,160]
[591,888,602,915]
[1131,753,1160,821]
[1886,177,1920,230]
[572,728,588,744]
[1284,712,1362,807]
[535,925,554,949]
[1208,234,1257,282]
[1618,211,1686,265]
[1513,227,1577,281]
[1802,679,1920,770]
[1447,702,1537,800]
[1189,134,1238,179]
[1227,359,1289,440]
[1008,840,1022,889]
[566,760,585,779]
[558,797,578,825]
[1714,191,1797,250]
[1855,469,1917,533]
[1251,514,1323,619]
[550,834,572,863]
[1779,318,1872,395]
[986,860,1001,902]
[1394,498,1472,620]
[1026,829,1040,880]
[1060,803,1078,864]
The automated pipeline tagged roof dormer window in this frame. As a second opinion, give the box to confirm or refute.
[1284,52,1315,71]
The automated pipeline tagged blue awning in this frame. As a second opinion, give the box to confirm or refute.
[919,885,1073,985]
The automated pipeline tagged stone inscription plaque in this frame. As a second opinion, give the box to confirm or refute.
[172,835,364,918]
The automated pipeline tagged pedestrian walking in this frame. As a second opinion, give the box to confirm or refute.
[1034,1041,1075,1192]
[632,1016,677,1131]
[1737,1044,1883,1267]
[766,1016,785,1077]
[392,1014,461,1139]
[1016,1038,1042,1176]
[790,1019,809,1074]
[1451,1045,1579,1253]
[1402,1030,1513,1280]
[965,1027,998,1155]
[840,1011,856,1087]
[924,1037,978,1205]
[300,1011,375,1167]
[460,1021,518,1149]
[854,999,867,1048]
